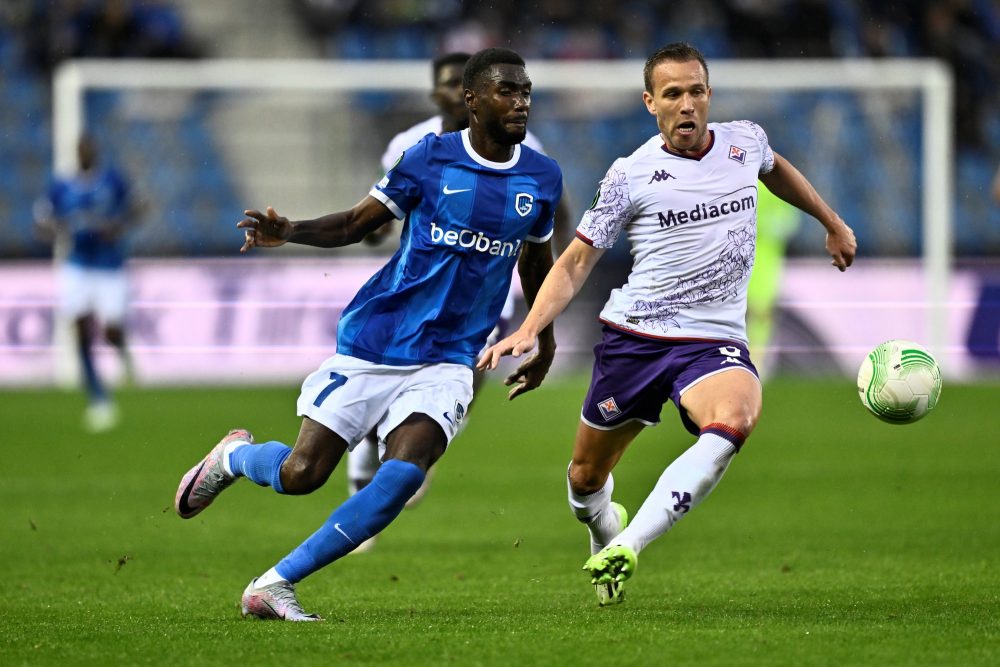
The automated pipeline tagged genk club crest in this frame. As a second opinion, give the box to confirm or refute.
[515,192,534,217]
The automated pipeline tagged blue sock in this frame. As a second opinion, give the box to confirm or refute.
[78,341,106,402]
[275,459,425,583]
[228,441,292,493]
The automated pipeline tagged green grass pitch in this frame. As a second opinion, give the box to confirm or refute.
[1,376,998,666]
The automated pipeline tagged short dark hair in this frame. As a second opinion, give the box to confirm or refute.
[643,42,709,92]
[432,52,470,84]
[462,47,526,91]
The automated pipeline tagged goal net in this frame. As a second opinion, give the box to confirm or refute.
[35,57,957,384]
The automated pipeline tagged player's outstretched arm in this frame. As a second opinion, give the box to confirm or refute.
[500,238,557,400]
[237,196,395,253]
[759,151,857,271]
[479,238,605,398]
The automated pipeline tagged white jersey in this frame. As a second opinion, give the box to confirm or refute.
[577,120,775,345]
[380,115,547,172]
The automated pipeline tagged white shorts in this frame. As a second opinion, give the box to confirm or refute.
[296,353,474,453]
[59,264,128,325]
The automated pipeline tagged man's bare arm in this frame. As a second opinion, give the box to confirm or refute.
[495,238,557,399]
[760,151,856,271]
[237,195,396,252]
[479,237,605,374]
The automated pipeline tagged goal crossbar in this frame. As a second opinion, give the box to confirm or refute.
[52,58,954,357]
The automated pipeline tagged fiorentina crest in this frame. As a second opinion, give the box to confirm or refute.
[597,397,621,421]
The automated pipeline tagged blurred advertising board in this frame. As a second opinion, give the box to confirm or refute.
[0,258,997,385]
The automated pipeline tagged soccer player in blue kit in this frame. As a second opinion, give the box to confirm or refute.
[174,48,562,621]
[35,136,139,432]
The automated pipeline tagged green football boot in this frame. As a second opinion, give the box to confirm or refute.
[583,503,638,607]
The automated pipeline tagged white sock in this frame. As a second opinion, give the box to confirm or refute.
[347,434,381,494]
[567,466,620,554]
[254,566,287,588]
[221,441,248,477]
[614,432,738,554]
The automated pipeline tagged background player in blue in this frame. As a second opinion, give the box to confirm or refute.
[34,135,140,433]
[174,48,562,621]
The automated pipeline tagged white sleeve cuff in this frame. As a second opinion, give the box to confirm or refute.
[369,188,405,220]
[526,228,554,244]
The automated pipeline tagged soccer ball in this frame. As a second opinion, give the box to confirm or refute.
[856,339,942,424]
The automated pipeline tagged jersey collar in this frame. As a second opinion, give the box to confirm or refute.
[461,128,521,169]
[660,130,715,161]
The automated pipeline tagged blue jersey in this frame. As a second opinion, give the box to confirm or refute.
[46,166,131,269]
[338,128,563,368]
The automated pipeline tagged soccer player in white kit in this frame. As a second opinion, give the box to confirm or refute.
[479,43,857,605]
[347,53,569,542]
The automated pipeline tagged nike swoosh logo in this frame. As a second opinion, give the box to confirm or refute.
[263,598,281,619]
[443,412,453,425]
[333,522,357,545]
[176,462,205,517]
[443,185,471,195]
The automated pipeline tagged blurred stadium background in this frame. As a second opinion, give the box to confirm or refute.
[1,0,999,387]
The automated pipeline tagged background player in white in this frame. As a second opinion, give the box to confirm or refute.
[347,52,572,547]
[34,135,141,432]
[174,48,561,621]
[480,43,857,605]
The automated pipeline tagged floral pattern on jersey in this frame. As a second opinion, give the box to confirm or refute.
[578,163,632,248]
[626,222,756,332]
[731,120,775,174]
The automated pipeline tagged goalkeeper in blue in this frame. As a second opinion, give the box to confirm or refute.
[173,48,561,621]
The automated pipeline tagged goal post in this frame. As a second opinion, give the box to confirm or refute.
[49,57,954,379]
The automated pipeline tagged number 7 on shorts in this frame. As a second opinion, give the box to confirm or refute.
[313,372,348,407]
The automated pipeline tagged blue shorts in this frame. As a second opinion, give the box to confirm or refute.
[580,325,759,436]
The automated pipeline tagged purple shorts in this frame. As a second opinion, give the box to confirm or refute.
[580,325,759,436]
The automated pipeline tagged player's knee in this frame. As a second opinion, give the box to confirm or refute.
[715,399,761,438]
[280,454,333,495]
[568,461,608,495]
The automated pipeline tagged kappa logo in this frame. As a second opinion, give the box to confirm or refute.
[728,145,747,164]
[515,192,534,217]
[647,170,676,184]
[597,397,621,421]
